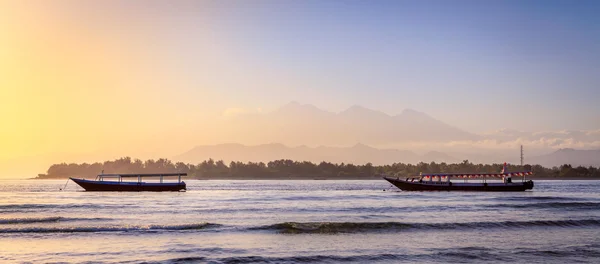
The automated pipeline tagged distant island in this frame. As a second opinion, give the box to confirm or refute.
[35,157,600,180]
[175,143,600,169]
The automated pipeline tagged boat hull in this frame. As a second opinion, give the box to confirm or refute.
[383,177,533,192]
[70,178,186,192]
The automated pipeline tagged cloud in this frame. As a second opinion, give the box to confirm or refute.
[442,138,600,150]
[381,136,600,154]
[585,129,600,136]
[482,129,600,145]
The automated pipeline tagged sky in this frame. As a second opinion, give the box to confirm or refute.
[1,0,599,177]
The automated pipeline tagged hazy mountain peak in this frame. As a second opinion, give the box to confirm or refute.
[351,143,373,149]
[219,102,479,146]
[254,143,289,151]
[395,108,440,123]
[345,104,369,111]
[276,101,329,115]
[399,108,428,117]
[339,105,390,118]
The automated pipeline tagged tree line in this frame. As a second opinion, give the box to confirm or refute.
[35,157,600,179]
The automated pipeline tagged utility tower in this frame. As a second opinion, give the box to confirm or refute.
[520,145,524,167]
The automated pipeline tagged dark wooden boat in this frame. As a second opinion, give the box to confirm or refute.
[383,164,534,192]
[70,173,186,192]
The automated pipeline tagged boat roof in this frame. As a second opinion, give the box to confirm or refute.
[98,173,187,177]
[419,172,533,178]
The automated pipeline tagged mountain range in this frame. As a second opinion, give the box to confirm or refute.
[217,102,480,147]
[175,102,599,167]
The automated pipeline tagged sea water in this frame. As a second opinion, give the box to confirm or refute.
[1,180,599,263]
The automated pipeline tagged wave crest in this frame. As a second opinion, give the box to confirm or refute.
[0,217,64,224]
[489,202,600,210]
[0,217,107,225]
[0,223,220,233]
[253,219,600,233]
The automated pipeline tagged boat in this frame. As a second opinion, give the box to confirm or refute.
[383,163,534,192]
[70,173,187,192]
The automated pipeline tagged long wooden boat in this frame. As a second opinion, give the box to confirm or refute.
[70,173,187,192]
[383,164,534,192]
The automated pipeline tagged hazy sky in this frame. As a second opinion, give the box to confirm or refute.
[1,0,599,177]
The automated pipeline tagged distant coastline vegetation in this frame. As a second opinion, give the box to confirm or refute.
[35,157,600,180]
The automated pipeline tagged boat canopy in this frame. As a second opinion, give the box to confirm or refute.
[95,173,187,183]
[419,172,533,178]
[97,173,187,177]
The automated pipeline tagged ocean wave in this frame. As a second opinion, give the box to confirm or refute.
[101,245,600,263]
[0,223,220,233]
[163,251,506,264]
[0,216,106,224]
[500,196,581,201]
[191,205,456,215]
[0,203,138,211]
[252,219,600,233]
[487,202,600,210]
[155,247,248,255]
[514,246,600,258]
[158,256,208,263]
[165,253,404,264]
